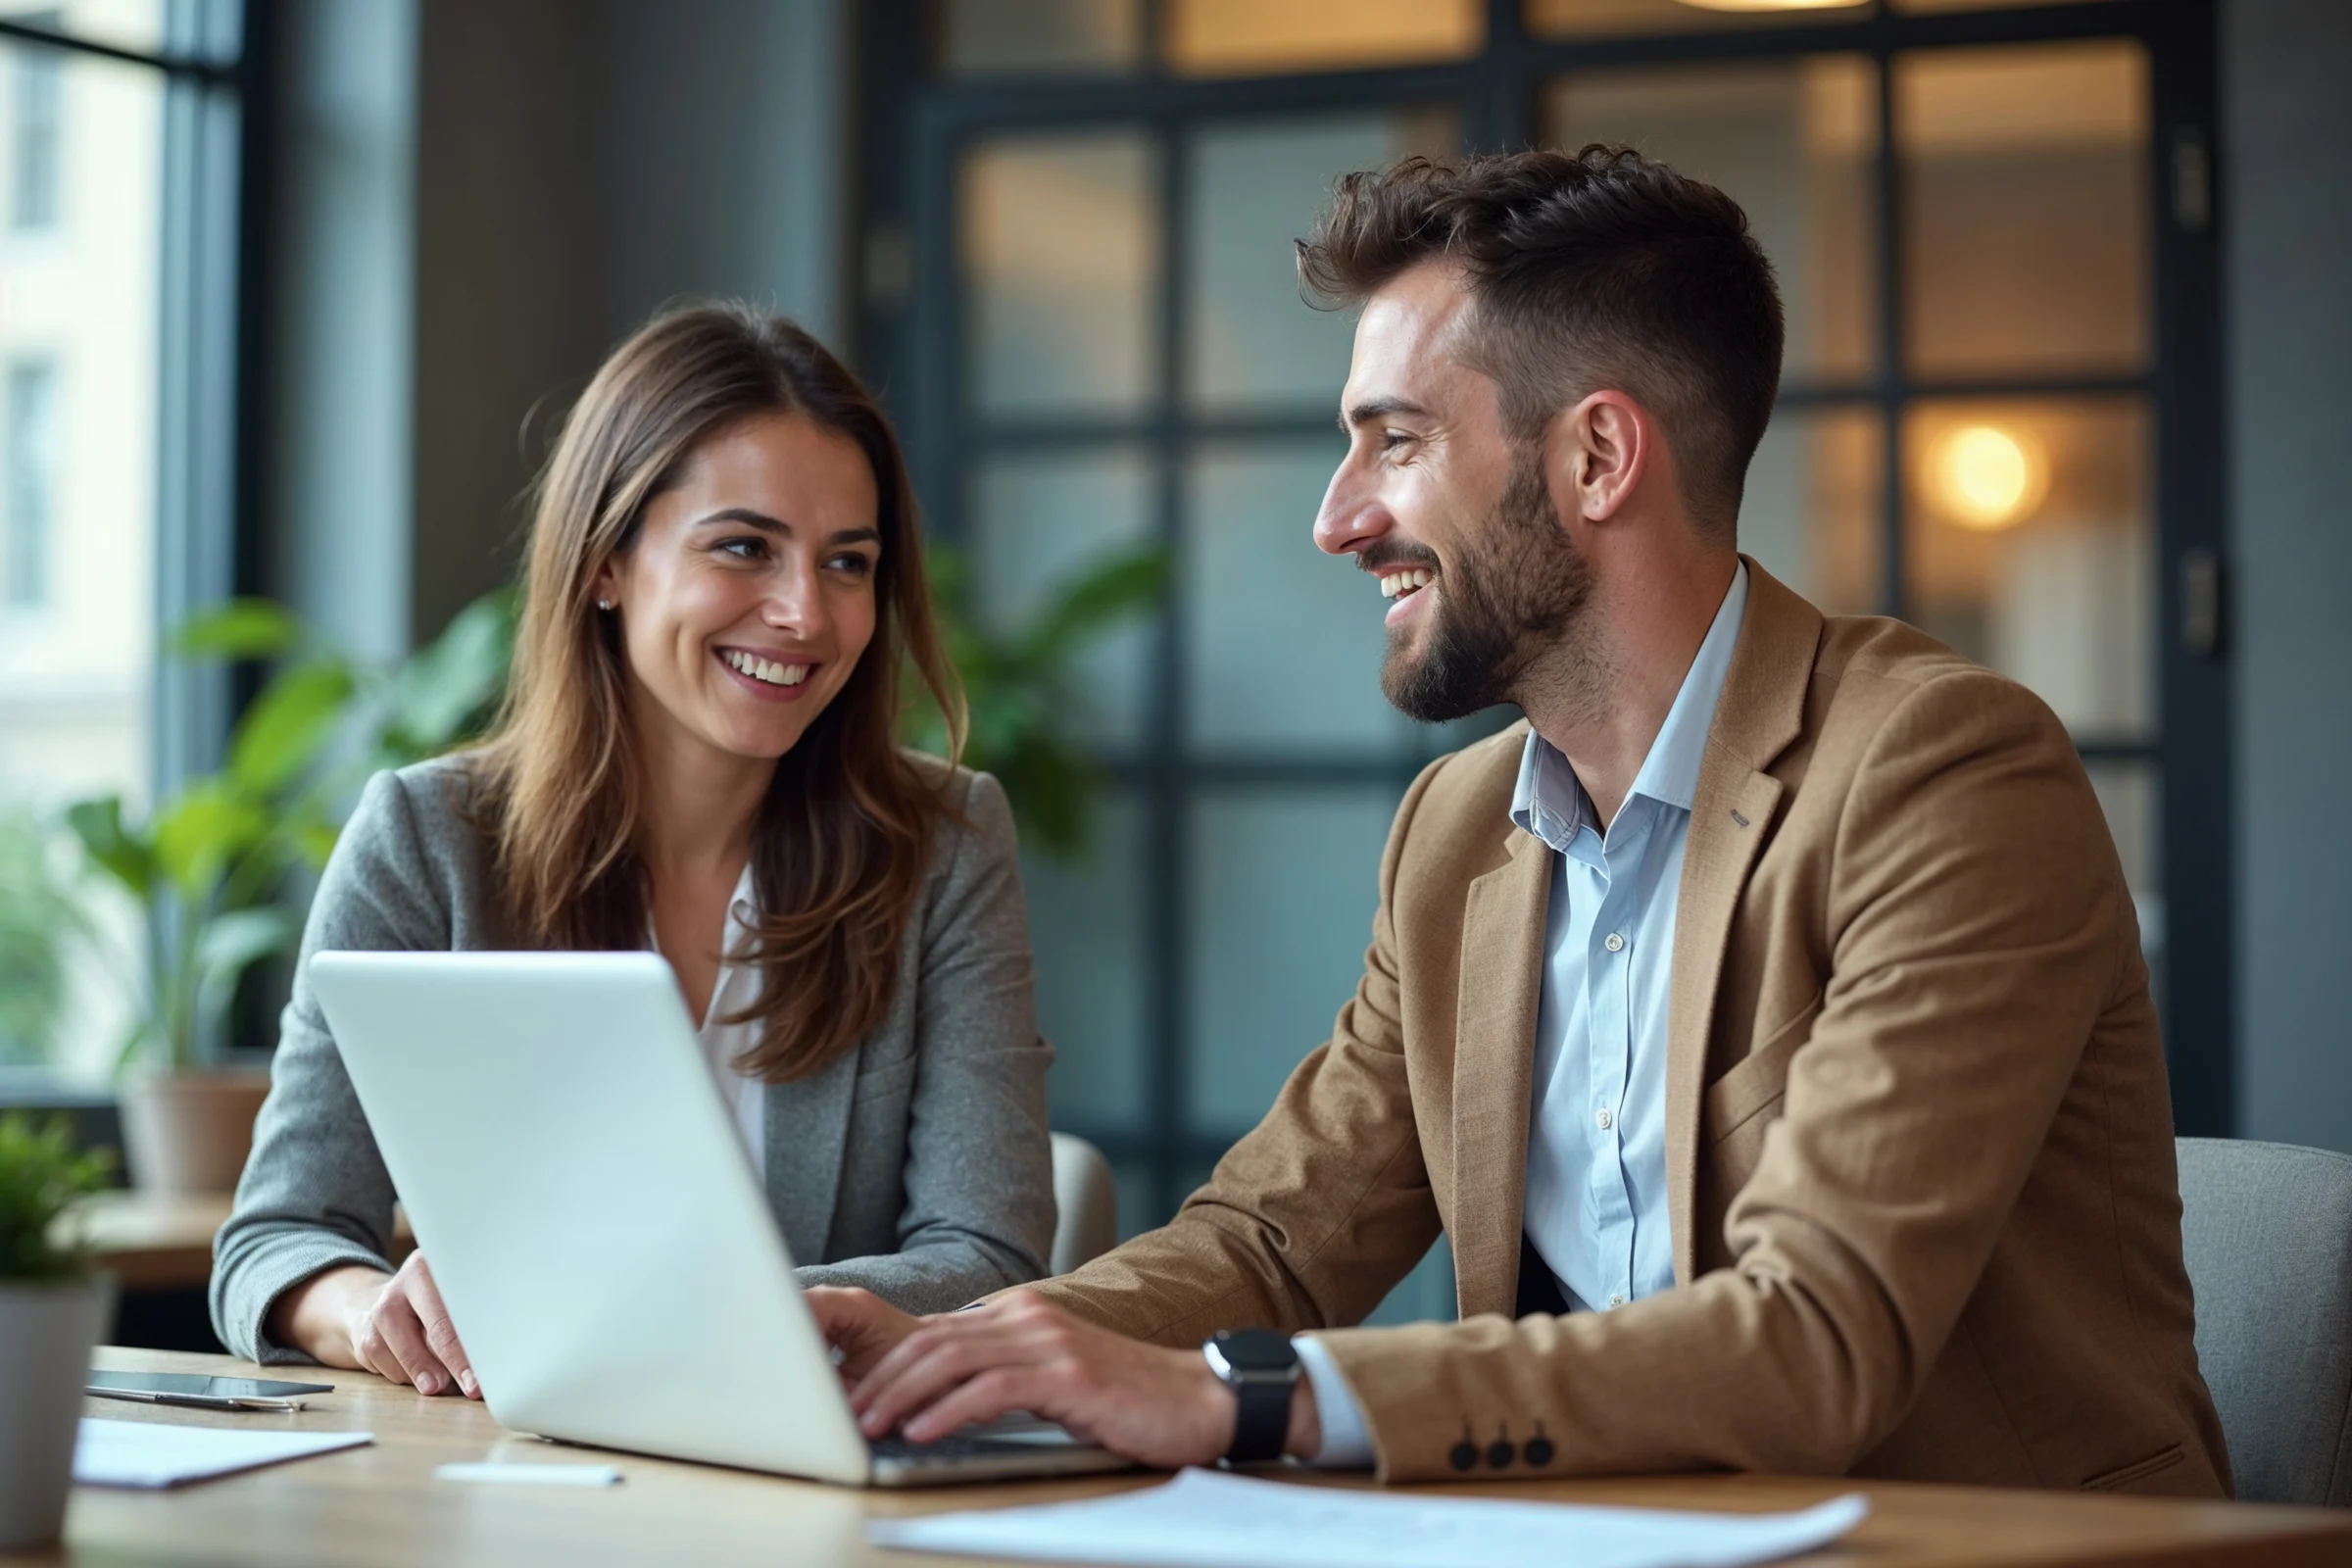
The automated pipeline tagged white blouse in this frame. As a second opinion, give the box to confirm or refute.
[648,863,766,1179]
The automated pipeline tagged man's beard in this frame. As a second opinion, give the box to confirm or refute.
[1381,449,1593,724]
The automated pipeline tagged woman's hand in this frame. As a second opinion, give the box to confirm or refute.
[271,1253,480,1398]
[804,1285,923,1385]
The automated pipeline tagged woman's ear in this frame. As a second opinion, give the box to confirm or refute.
[590,559,621,612]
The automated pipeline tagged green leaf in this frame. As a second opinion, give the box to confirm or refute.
[170,599,301,662]
[0,1111,115,1279]
[228,660,357,795]
[193,906,300,1037]
[1019,548,1168,665]
[153,782,269,900]
[292,820,341,870]
[385,590,515,759]
[63,796,156,899]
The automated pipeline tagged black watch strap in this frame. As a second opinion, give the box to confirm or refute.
[1204,1330,1298,1466]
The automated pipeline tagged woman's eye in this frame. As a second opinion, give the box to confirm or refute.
[717,536,767,561]
[827,553,876,577]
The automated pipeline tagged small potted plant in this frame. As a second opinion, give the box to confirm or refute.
[0,1113,114,1551]
[68,595,515,1193]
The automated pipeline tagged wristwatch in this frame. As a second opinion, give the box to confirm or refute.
[1202,1329,1298,1465]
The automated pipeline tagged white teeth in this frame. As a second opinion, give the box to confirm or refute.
[1378,568,1435,600]
[723,650,812,687]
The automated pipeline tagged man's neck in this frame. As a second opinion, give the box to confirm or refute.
[1515,552,1738,829]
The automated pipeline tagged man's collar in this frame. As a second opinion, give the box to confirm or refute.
[1508,562,1749,846]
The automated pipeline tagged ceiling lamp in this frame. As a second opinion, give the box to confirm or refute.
[1927,423,2049,532]
[1672,1,1868,12]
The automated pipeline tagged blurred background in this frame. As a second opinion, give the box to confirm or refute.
[0,0,2344,1337]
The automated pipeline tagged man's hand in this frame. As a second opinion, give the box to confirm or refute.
[831,1288,1321,1469]
[804,1286,923,1384]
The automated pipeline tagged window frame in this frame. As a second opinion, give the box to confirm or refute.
[858,0,2231,1222]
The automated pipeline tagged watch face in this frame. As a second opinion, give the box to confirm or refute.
[1210,1329,1296,1374]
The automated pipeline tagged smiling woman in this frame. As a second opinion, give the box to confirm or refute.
[210,305,1057,1396]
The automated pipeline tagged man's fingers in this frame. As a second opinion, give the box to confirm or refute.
[855,1326,1035,1439]
[902,1368,1033,1445]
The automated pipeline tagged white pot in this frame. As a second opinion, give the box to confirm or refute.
[0,1277,113,1551]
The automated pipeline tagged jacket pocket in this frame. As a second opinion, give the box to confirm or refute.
[1703,989,1824,1147]
[2082,1444,2185,1493]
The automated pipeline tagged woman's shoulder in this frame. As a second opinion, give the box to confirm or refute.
[898,750,1016,870]
[334,752,498,884]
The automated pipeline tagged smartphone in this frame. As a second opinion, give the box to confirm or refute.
[86,1370,336,1411]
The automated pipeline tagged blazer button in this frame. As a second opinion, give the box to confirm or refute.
[1449,1441,1479,1472]
[1486,1440,1516,1469]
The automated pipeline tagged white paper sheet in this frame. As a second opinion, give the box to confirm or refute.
[74,1419,372,1490]
[868,1467,1869,1568]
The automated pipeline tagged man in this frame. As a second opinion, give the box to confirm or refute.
[811,148,2230,1494]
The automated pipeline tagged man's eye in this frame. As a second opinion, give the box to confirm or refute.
[1380,429,1413,452]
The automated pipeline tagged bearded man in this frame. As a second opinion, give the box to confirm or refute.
[809,147,2230,1495]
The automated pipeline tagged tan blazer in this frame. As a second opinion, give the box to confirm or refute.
[1033,561,2230,1495]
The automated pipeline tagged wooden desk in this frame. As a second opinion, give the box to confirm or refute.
[73,1194,414,1292]
[41,1349,2351,1568]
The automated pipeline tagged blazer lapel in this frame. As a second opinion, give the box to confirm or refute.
[1450,824,1552,1320]
[764,1046,858,1265]
[1663,559,1819,1286]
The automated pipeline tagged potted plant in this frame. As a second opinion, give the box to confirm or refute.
[66,594,514,1193]
[904,544,1168,858]
[0,1112,114,1551]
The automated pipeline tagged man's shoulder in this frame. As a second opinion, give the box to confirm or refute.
[1806,612,2071,764]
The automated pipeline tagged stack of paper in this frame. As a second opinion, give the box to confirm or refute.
[74,1420,372,1490]
[868,1467,1868,1568]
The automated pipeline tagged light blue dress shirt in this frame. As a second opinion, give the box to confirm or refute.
[1297,564,1749,1466]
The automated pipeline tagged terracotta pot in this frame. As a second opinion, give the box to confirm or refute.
[118,1068,272,1194]
[0,1276,113,1550]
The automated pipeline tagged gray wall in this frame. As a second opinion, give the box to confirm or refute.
[2225,0,2352,1152]
[264,0,850,653]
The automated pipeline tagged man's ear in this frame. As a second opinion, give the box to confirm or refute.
[1556,391,1651,523]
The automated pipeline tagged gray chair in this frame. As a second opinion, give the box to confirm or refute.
[1049,1132,1119,1276]
[2177,1136,2352,1504]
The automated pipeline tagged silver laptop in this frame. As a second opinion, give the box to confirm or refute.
[307,949,1126,1487]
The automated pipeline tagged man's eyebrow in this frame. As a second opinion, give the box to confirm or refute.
[1341,396,1428,434]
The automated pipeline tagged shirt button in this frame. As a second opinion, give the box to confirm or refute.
[1595,1107,1613,1131]
[1604,932,1625,953]
[1608,1295,1626,1309]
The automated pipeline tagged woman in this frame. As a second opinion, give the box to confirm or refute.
[211,305,1054,1396]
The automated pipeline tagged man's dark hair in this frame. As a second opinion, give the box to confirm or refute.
[1298,147,1784,537]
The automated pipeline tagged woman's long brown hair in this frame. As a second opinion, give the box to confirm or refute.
[471,303,966,1081]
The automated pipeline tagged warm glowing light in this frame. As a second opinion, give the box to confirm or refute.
[1928,424,2048,531]
[1672,0,1867,12]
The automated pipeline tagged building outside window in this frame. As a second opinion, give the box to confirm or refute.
[2,356,56,606]
[6,11,60,231]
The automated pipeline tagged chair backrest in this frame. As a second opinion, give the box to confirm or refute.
[1049,1132,1119,1276]
[2176,1136,2352,1505]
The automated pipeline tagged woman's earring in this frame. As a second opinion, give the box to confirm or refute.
[596,599,614,612]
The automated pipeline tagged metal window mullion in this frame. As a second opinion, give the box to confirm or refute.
[1873,20,1908,622]
[1145,116,1193,1221]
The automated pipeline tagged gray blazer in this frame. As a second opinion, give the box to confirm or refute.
[211,753,1055,1363]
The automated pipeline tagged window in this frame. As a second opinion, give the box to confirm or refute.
[0,3,249,1084]
[2,357,55,606]
[867,0,2229,1288]
[7,20,60,231]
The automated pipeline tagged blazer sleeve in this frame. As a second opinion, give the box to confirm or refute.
[1313,672,2132,1481]
[210,769,452,1362]
[1020,758,1448,1341]
[793,772,1058,1311]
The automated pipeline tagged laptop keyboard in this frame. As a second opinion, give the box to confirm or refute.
[869,1432,1043,1463]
